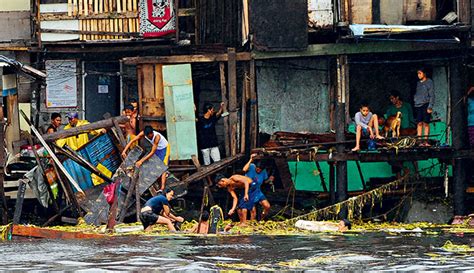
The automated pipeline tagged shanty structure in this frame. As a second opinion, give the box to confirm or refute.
[0,0,473,226]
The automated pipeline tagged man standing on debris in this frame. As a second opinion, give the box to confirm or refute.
[46,112,62,134]
[216,174,252,226]
[197,102,225,165]
[56,112,105,150]
[414,68,435,146]
[243,154,273,221]
[140,188,184,232]
[122,125,170,168]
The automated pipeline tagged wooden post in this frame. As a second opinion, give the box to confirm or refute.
[227,48,238,156]
[249,59,257,149]
[335,55,348,218]
[241,62,249,154]
[329,162,336,204]
[315,161,328,192]
[0,118,8,224]
[118,174,138,223]
[219,62,230,157]
[113,118,127,149]
[450,58,468,216]
[174,0,179,43]
[135,175,140,222]
[355,161,366,190]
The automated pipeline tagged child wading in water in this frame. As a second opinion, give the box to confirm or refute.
[352,103,384,152]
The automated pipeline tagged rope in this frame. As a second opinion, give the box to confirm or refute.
[385,137,417,154]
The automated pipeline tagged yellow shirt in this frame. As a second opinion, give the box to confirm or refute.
[56,119,101,150]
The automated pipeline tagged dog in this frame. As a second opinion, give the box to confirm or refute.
[383,111,402,138]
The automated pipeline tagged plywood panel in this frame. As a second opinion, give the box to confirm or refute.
[405,0,436,22]
[380,0,404,24]
[0,11,31,42]
[351,0,372,24]
[41,20,80,42]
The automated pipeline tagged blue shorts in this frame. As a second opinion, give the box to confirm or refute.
[154,145,170,165]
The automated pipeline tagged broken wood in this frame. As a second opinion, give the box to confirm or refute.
[355,160,366,190]
[11,225,106,239]
[12,180,27,224]
[314,161,328,192]
[0,119,9,224]
[180,154,244,185]
[249,59,257,150]
[42,116,128,142]
[135,175,140,222]
[20,110,84,194]
[118,171,139,223]
[112,118,127,148]
[106,181,121,231]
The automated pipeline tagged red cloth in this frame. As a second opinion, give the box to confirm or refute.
[139,0,176,38]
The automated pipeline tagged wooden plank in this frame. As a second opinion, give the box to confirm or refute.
[123,53,253,65]
[142,64,155,100]
[180,154,244,185]
[132,0,137,11]
[104,0,109,13]
[99,0,103,13]
[12,225,106,239]
[79,0,83,15]
[84,0,89,15]
[118,172,139,222]
[94,0,98,13]
[227,48,238,156]
[12,180,26,224]
[178,8,196,16]
[41,116,128,142]
[113,118,127,148]
[175,0,179,43]
[219,62,230,157]
[127,0,132,12]
[117,0,121,13]
[135,175,140,222]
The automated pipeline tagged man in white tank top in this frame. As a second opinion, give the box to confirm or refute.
[122,125,170,168]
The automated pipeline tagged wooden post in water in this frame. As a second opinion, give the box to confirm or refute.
[0,103,8,224]
[227,48,238,156]
[335,55,348,218]
[450,58,468,216]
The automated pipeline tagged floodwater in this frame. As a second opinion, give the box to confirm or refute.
[0,231,473,271]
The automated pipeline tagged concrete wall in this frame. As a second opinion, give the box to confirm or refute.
[257,58,330,135]
[0,11,31,42]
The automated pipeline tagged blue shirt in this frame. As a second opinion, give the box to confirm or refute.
[144,195,169,214]
[245,164,268,187]
[468,97,474,127]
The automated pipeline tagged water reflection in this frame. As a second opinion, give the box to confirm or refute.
[0,232,472,271]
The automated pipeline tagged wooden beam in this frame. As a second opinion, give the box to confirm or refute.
[122,52,252,65]
[227,48,238,156]
[240,62,249,154]
[40,28,140,37]
[180,154,244,185]
[0,119,8,224]
[253,41,466,60]
[258,149,474,162]
[41,116,128,142]
[12,180,27,224]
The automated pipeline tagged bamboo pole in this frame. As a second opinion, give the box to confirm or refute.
[114,18,119,39]
[132,0,137,11]
[99,0,103,13]
[84,0,89,16]
[94,0,98,13]
[127,0,132,12]
[104,0,109,13]
[68,0,73,16]
[117,0,121,13]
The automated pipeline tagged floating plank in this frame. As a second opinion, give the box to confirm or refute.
[12,225,106,239]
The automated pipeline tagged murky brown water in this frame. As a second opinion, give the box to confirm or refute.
[0,231,473,271]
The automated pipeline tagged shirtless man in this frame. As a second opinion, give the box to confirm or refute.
[216,174,252,226]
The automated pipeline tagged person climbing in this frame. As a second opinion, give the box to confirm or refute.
[139,188,184,232]
[243,153,273,221]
